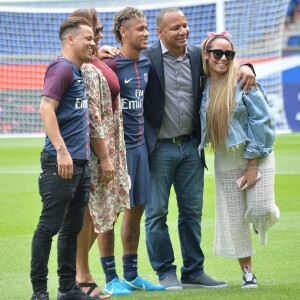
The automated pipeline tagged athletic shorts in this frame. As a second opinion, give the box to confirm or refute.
[126,143,152,207]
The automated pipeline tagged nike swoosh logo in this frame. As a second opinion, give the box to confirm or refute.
[106,261,114,265]
[136,282,146,290]
[124,78,133,84]
[128,281,146,290]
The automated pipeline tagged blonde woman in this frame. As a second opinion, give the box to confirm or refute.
[199,32,280,288]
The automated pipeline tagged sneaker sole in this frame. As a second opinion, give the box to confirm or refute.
[122,281,165,291]
[182,283,228,289]
[241,284,258,289]
[165,285,183,290]
[124,286,164,291]
[104,289,132,295]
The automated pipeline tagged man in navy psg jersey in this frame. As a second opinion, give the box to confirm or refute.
[100,7,165,294]
[106,53,149,148]
[30,17,97,300]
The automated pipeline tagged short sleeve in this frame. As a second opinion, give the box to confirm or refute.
[42,60,73,101]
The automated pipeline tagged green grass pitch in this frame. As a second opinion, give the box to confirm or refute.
[0,133,299,299]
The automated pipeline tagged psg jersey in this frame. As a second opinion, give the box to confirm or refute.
[103,54,150,149]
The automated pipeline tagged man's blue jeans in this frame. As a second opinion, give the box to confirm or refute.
[145,139,205,281]
[30,151,91,293]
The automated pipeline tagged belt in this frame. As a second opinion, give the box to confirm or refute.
[158,134,194,144]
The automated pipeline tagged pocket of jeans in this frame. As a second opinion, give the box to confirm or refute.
[38,170,46,197]
[38,166,58,197]
[153,141,162,152]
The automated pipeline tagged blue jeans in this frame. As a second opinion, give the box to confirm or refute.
[30,151,91,293]
[145,139,205,281]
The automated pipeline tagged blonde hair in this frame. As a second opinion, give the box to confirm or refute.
[201,35,239,150]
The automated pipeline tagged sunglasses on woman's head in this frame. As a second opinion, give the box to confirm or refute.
[94,25,104,35]
[206,49,235,61]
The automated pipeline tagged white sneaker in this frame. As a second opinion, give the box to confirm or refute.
[241,265,258,288]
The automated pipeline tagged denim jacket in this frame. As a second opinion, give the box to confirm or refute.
[199,79,275,159]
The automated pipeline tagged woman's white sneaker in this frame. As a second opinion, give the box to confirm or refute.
[241,265,258,288]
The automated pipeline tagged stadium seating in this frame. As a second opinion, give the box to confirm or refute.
[287,35,300,46]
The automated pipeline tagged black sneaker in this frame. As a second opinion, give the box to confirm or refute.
[242,265,258,288]
[181,272,228,288]
[57,285,95,300]
[31,291,49,300]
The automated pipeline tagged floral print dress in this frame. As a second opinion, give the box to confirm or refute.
[82,62,130,233]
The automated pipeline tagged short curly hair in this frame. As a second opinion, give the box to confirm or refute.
[112,7,145,43]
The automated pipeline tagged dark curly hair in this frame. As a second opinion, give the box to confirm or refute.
[112,7,145,43]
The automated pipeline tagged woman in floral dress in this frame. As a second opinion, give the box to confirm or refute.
[71,8,129,299]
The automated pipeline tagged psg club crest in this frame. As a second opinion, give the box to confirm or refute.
[144,73,148,83]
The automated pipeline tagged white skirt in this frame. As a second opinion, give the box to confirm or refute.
[213,147,279,259]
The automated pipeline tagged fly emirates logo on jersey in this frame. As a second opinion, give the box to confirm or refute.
[122,89,144,110]
[74,98,88,110]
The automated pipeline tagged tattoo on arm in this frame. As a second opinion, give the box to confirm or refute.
[57,143,69,156]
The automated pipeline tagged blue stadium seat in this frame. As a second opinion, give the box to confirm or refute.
[287,35,300,46]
